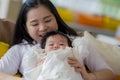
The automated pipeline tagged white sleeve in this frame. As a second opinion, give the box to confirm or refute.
[0,45,22,75]
[73,45,110,72]
[84,46,112,72]
[72,31,113,72]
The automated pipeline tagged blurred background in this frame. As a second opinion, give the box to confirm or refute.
[0,0,120,44]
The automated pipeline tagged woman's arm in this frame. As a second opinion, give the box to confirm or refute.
[89,69,115,80]
[68,57,115,80]
[0,71,25,80]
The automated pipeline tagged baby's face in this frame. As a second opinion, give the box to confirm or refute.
[45,35,69,53]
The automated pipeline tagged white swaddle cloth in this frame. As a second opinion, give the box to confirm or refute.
[37,47,83,80]
[73,31,120,75]
[24,47,83,80]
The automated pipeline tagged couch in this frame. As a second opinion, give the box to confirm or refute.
[0,19,15,44]
[0,19,15,57]
[0,19,120,79]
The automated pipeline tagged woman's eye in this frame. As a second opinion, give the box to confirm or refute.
[59,44,64,46]
[32,23,39,26]
[45,19,52,23]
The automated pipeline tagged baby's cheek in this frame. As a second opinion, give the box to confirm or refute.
[45,48,53,53]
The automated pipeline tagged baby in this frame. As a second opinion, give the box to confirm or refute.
[23,31,86,80]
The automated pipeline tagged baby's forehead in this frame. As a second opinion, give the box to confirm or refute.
[46,35,67,42]
[48,34,67,39]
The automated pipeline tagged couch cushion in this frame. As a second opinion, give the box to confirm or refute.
[115,75,120,80]
[0,41,9,58]
[0,19,15,44]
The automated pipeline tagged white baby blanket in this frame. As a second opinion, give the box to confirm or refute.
[24,47,83,80]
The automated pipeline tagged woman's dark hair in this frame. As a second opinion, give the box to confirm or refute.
[41,31,72,49]
[12,0,77,46]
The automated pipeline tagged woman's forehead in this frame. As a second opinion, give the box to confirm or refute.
[27,6,53,21]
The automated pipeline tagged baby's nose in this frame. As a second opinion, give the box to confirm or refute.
[53,45,59,50]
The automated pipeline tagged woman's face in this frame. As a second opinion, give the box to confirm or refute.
[26,5,58,43]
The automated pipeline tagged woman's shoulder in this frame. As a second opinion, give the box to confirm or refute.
[5,43,35,57]
[9,40,38,51]
[10,43,32,50]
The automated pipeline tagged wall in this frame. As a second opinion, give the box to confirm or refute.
[51,0,120,36]
[0,0,9,19]
[0,0,22,22]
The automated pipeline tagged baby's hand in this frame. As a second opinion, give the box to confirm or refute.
[37,58,45,66]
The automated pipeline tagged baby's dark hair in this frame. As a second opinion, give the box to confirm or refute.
[41,31,72,49]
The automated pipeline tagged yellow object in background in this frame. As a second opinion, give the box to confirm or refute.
[0,42,9,57]
[103,16,120,32]
[57,7,74,23]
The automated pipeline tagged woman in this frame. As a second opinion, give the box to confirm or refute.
[0,0,114,80]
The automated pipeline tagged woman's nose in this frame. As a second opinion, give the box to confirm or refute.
[39,23,47,31]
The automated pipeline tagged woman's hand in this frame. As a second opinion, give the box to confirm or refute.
[67,57,96,80]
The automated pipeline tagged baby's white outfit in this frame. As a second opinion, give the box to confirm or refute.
[23,46,87,80]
